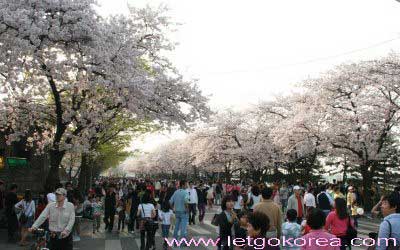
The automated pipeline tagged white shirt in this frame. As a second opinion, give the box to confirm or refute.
[304,192,316,207]
[155,182,161,190]
[187,188,198,204]
[33,201,75,234]
[159,209,174,225]
[248,193,261,209]
[138,203,155,218]
[15,200,36,217]
[234,195,243,210]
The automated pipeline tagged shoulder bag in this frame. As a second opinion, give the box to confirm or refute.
[141,204,158,232]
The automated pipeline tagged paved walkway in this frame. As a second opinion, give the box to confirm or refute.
[0,207,381,250]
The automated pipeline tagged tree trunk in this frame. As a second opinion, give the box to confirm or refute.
[78,154,90,193]
[225,162,231,183]
[44,149,65,192]
[361,167,373,211]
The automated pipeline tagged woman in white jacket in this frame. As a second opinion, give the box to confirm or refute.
[15,189,35,246]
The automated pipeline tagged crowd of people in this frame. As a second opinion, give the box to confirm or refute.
[0,178,399,250]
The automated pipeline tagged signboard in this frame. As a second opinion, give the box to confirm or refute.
[0,156,4,169]
[6,157,28,167]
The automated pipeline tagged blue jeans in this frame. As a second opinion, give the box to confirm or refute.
[173,211,188,240]
[162,224,171,250]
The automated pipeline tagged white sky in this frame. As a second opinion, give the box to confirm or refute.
[96,0,400,163]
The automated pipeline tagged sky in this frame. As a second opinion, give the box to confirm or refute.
[96,0,400,166]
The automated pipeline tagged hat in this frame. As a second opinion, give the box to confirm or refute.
[293,185,301,190]
[55,188,67,196]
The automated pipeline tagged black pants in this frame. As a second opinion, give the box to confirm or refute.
[188,203,197,225]
[48,233,73,250]
[338,236,352,250]
[140,229,156,250]
[6,214,18,241]
[128,209,138,232]
[118,217,125,230]
[104,212,115,232]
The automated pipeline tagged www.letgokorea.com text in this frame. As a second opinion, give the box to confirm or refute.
[164,236,397,249]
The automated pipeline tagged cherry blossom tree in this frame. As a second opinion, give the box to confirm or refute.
[297,55,400,208]
[0,0,209,189]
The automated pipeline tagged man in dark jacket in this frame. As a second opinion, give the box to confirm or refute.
[5,183,18,242]
[316,185,333,217]
[196,181,207,224]
[128,188,140,233]
[104,185,117,232]
[165,182,176,203]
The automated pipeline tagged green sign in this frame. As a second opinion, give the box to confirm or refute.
[6,157,28,167]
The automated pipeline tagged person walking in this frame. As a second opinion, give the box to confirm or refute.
[187,182,198,225]
[5,183,18,243]
[117,199,126,232]
[215,182,223,206]
[137,192,157,250]
[159,201,174,250]
[0,180,5,217]
[287,186,305,224]
[324,198,355,250]
[253,187,282,238]
[333,186,345,200]
[30,188,75,250]
[91,196,102,233]
[196,181,207,224]
[232,189,243,214]
[129,187,140,233]
[316,185,334,217]
[280,183,289,213]
[216,196,238,250]
[304,187,316,216]
[104,185,117,232]
[15,189,35,246]
[206,182,214,210]
[247,185,262,212]
[301,208,340,250]
[169,179,189,240]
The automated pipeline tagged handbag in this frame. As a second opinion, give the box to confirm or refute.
[345,216,357,241]
[211,213,220,226]
[19,201,32,224]
[366,220,400,250]
[140,204,158,232]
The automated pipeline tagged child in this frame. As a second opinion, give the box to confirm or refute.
[282,209,301,250]
[91,196,103,233]
[159,201,174,250]
[117,199,126,232]
[351,200,359,228]
[300,207,313,235]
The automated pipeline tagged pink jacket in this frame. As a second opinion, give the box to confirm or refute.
[300,229,340,250]
[324,211,354,236]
